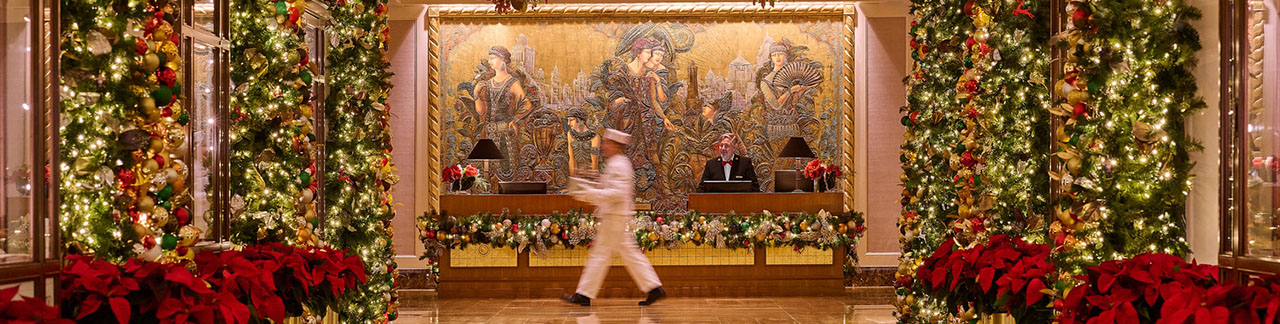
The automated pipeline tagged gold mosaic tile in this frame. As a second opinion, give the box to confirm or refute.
[529,245,754,267]
[449,245,518,267]
[765,246,834,265]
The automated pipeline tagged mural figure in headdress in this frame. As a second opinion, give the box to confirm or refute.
[588,23,691,204]
[565,107,600,175]
[470,45,538,181]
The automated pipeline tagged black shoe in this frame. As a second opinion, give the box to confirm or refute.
[561,293,591,306]
[638,287,666,306]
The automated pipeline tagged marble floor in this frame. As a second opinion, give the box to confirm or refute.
[396,290,898,324]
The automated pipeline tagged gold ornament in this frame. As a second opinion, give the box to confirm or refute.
[973,9,991,28]
[142,159,160,174]
[143,53,160,71]
[138,195,156,212]
[179,225,202,246]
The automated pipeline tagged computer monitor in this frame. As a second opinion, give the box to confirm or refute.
[774,170,814,192]
[498,182,548,194]
[702,180,754,193]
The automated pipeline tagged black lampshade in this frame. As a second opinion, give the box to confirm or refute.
[467,139,504,160]
[778,137,815,158]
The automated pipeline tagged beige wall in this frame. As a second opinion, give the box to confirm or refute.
[1186,0,1220,264]
[388,5,430,267]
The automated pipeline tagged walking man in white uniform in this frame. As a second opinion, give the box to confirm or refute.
[562,129,666,306]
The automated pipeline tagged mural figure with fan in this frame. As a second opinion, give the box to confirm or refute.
[750,38,825,164]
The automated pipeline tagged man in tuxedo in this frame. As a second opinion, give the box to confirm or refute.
[697,133,759,192]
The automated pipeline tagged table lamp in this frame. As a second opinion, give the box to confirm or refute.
[778,137,815,193]
[467,139,504,194]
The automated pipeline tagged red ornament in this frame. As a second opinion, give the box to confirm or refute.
[961,151,976,167]
[510,224,518,233]
[175,208,190,225]
[288,7,301,23]
[967,107,979,119]
[176,246,188,256]
[965,80,979,93]
[157,68,177,87]
[136,38,148,56]
[161,107,173,118]
[910,39,918,49]
[118,169,137,188]
[1071,9,1090,25]
[142,236,157,250]
[154,155,166,167]
[1072,103,1087,117]
[965,37,976,50]
[656,217,665,224]
[910,112,920,124]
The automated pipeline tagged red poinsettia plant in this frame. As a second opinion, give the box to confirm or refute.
[61,243,368,324]
[915,235,1053,322]
[1059,253,1280,324]
[0,287,73,324]
[61,254,217,324]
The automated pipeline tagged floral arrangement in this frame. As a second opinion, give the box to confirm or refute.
[0,287,72,324]
[442,164,486,192]
[1059,253,1280,324]
[803,160,842,180]
[418,209,866,284]
[61,243,367,324]
[914,235,1053,323]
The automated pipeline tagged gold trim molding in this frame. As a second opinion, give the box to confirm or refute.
[431,2,851,18]
[424,2,858,213]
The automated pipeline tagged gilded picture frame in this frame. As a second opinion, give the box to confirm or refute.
[424,2,857,213]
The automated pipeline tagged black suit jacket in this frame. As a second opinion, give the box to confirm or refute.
[698,155,760,192]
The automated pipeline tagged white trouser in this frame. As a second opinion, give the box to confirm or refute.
[575,221,662,299]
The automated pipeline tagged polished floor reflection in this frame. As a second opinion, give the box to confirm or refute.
[397,291,897,323]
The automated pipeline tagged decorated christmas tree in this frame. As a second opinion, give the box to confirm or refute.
[897,0,1048,321]
[60,0,193,262]
[1051,0,1203,280]
[323,0,401,321]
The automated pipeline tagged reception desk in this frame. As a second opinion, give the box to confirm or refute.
[441,192,844,215]
[688,192,844,214]
[434,192,850,298]
[440,194,593,216]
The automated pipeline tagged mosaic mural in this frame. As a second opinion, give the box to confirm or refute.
[439,20,846,211]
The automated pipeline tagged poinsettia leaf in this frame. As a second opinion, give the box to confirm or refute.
[1099,273,1115,293]
[1026,279,1046,306]
[260,293,286,323]
[109,296,131,324]
[1265,297,1280,324]
[1194,307,1213,324]
[979,267,996,293]
[78,295,103,320]
[1117,302,1139,324]
[931,267,947,290]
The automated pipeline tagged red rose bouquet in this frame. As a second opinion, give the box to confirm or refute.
[443,164,485,192]
[442,165,462,183]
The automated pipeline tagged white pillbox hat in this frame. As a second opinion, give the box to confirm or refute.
[603,128,632,145]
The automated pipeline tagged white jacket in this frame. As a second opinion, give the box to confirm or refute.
[570,154,635,226]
